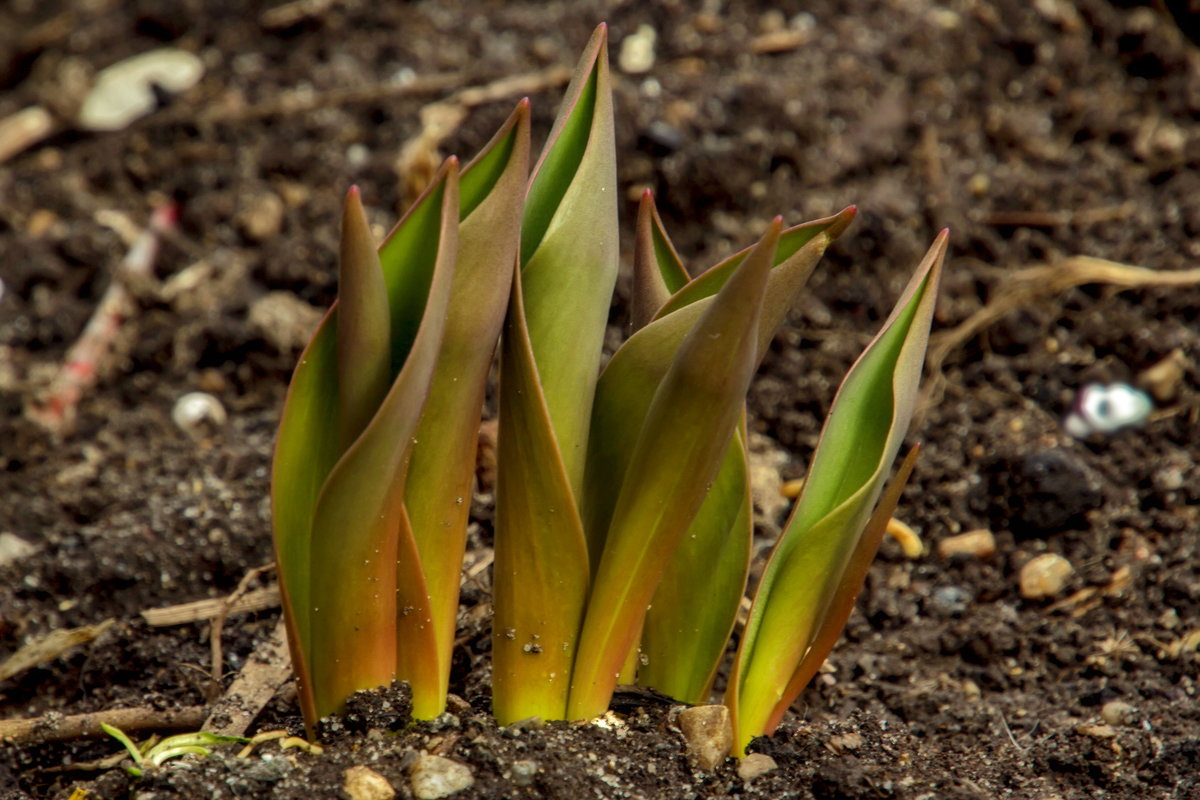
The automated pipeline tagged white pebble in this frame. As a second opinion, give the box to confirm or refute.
[1063,383,1152,437]
[78,48,204,131]
[171,392,227,435]
[737,752,778,782]
[409,754,474,799]
[619,24,657,74]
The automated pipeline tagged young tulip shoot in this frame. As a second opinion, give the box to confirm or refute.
[270,22,946,753]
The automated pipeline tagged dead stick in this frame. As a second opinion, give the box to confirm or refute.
[204,619,292,737]
[209,563,275,693]
[0,706,206,746]
[27,203,178,435]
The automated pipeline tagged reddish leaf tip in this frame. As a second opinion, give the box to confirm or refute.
[642,187,654,200]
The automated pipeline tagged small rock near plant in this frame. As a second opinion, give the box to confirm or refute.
[737,753,778,782]
[510,760,539,787]
[343,766,395,800]
[677,705,732,770]
[409,754,474,799]
[1101,700,1137,726]
[937,529,996,560]
[1018,553,1073,599]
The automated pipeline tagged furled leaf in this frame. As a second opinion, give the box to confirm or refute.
[336,187,392,450]
[637,421,751,703]
[567,220,780,721]
[581,208,856,568]
[288,159,460,724]
[518,23,618,498]
[630,190,689,331]
[492,264,591,724]
[404,101,531,713]
[728,232,948,755]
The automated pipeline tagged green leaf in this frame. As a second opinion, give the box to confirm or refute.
[518,23,618,498]
[637,421,751,703]
[404,101,531,714]
[567,220,780,721]
[581,209,855,568]
[336,187,392,450]
[299,160,461,722]
[630,190,689,331]
[492,264,591,724]
[729,231,948,755]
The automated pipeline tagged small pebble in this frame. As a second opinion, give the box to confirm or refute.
[409,754,474,800]
[0,532,37,568]
[343,766,395,800]
[737,753,778,782]
[1100,700,1137,726]
[249,291,324,352]
[236,190,285,241]
[619,24,657,74]
[930,585,974,616]
[1137,350,1186,403]
[1018,553,1073,600]
[78,48,204,131]
[510,760,539,787]
[677,705,732,771]
[1076,723,1117,739]
[938,529,996,560]
[171,392,227,436]
[1063,383,1152,438]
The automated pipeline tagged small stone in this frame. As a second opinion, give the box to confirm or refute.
[930,585,973,616]
[343,766,395,800]
[171,392,227,436]
[677,705,732,770]
[409,754,474,799]
[1137,350,1186,403]
[1019,553,1073,600]
[827,732,863,753]
[618,24,657,74]
[937,529,996,560]
[0,532,37,568]
[1100,701,1137,727]
[236,190,285,241]
[77,48,204,131]
[737,753,777,782]
[248,291,324,352]
[1076,723,1117,739]
[510,760,539,787]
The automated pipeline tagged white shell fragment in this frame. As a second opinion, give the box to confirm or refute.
[1063,382,1153,438]
[78,48,204,131]
[172,391,227,435]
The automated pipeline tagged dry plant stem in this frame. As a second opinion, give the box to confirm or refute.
[0,706,206,746]
[142,585,281,627]
[204,619,293,737]
[209,563,276,690]
[397,65,571,205]
[924,256,1200,407]
[27,203,178,435]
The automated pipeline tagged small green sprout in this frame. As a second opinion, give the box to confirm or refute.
[101,723,248,777]
[271,22,946,755]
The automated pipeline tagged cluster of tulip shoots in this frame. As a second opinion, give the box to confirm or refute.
[272,24,946,756]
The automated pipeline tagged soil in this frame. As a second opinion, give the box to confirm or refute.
[2,1,1199,798]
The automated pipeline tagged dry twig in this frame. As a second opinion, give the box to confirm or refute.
[209,563,276,691]
[142,585,281,627]
[203,619,293,737]
[923,256,1200,408]
[0,706,206,746]
[26,203,178,436]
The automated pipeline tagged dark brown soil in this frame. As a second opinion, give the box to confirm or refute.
[2,1,1199,798]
